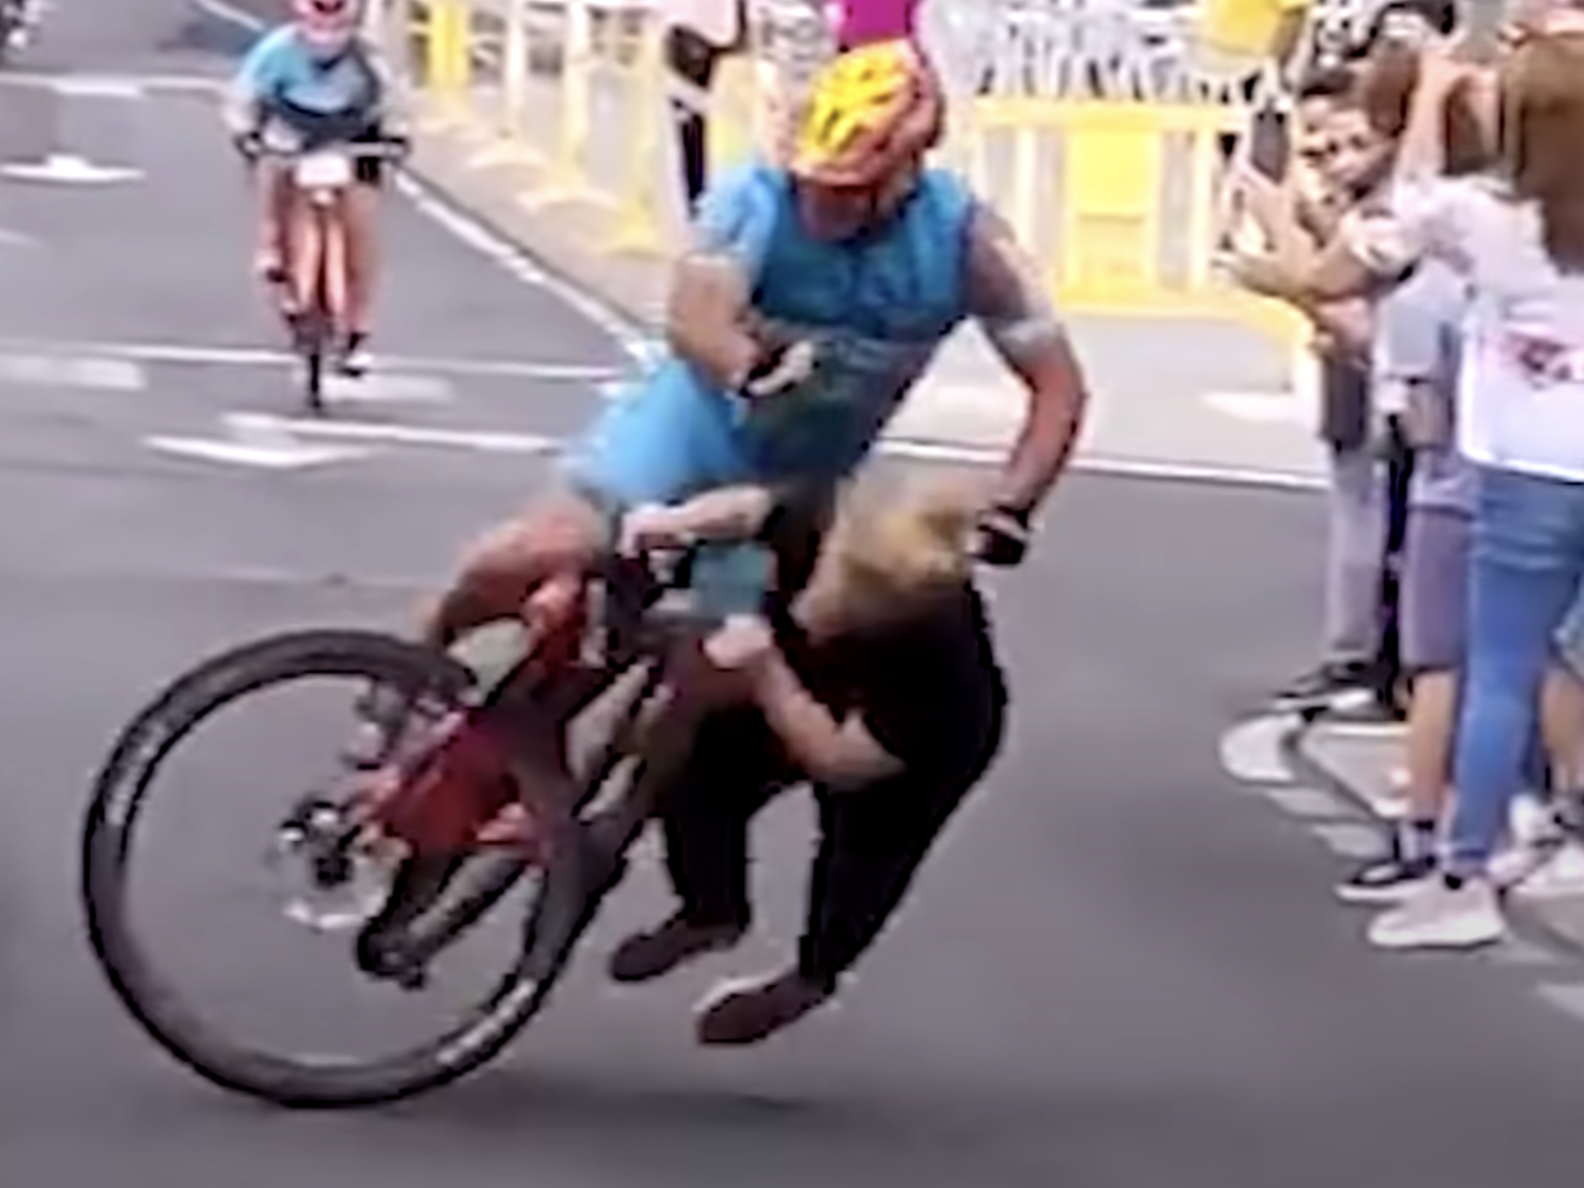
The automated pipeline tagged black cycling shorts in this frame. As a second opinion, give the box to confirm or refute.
[348,124,387,188]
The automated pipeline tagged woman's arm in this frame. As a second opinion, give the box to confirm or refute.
[1229,229,1397,306]
[751,652,903,789]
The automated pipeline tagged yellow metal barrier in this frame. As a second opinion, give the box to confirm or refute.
[394,0,1303,351]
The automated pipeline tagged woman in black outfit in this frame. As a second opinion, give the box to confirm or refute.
[606,474,1009,1046]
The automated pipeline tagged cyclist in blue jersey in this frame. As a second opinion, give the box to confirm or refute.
[223,0,402,376]
[408,39,1089,802]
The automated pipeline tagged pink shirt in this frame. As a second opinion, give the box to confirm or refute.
[834,0,922,49]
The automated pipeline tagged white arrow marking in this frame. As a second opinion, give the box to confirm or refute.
[144,414,374,470]
[0,153,144,185]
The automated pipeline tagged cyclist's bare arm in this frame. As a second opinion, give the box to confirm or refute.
[221,78,264,139]
[665,227,763,392]
[964,204,1090,516]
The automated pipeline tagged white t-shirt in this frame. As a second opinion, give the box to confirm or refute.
[1343,175,1584,483]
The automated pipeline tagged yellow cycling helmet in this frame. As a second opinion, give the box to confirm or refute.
[791,39,944,188]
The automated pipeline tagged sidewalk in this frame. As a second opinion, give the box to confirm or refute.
[406,78,1327,479]
[1296,722,1584,950]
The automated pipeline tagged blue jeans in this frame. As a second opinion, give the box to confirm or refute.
[1448,466,1584,874]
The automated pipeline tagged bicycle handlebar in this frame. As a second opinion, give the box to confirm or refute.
[250,140,409,162]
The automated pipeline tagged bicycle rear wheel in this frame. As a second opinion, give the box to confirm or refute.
[80,628,580,1108]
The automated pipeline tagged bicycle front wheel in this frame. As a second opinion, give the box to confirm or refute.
[79,628,567,1109]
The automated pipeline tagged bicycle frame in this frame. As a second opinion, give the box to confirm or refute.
[351,554,699,984]
[259,140,401,411]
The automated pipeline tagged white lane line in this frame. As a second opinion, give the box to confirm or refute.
[0,72,224,95]
[0,354,145,389]
[0,337,623,382]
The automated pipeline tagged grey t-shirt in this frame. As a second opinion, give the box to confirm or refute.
[1371,258,1473,511]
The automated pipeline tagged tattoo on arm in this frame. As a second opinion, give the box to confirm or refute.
[964,206,1067,364]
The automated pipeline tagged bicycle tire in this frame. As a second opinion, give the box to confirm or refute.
[79,627,582,1109]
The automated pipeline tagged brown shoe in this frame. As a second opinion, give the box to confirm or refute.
[694,969,832,1046]
[607,914,744,984]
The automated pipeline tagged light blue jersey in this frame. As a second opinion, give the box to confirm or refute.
[562,161,984,614]
[231,25,384,142]
[565,163,976,508]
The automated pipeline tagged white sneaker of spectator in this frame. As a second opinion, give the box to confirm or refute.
[1488,793,1568,889]
[1508,840,1584,900]
[1366,875,1506,950]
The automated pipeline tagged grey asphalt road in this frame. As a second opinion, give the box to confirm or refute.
[8,3,1584,1187]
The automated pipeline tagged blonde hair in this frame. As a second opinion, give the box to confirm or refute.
[824,471,978,597]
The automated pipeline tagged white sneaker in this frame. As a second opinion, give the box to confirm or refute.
[1366,876,1506,950]
[1510,794,1561,845]
[1512,843,1584,900]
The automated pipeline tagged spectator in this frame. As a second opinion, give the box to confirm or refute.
[665,0,837,213]
[1235,30,1584,948]
[1336,40,1492,903]
[1235,67,1396,713]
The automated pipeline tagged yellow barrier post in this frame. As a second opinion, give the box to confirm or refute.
[522,0,605,210]
[1052,102,1168,308]
[604,17,665,256]
[470,0,548,169]
[418,0,471,133]
[705,55,761,178]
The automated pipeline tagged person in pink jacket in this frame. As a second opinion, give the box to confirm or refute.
[834,0,922,49]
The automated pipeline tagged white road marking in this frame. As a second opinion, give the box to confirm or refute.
[0,227,37,249]
[0,71,224,95]
[1258,784,1347,820]
[37,76,148,99]
[0,353,144,389]
[317,372,452,404]
[0,153,143,185]
[224,411,560,455]
[1307,821,1381,859]
[1219,714,1302,784]
[0,336,623,383]
[145,415,373,469]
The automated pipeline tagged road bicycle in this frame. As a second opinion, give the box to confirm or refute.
[258,139,406,414]
[81,546,713,1108]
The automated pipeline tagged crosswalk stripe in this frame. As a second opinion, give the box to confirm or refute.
[0,354,145,390]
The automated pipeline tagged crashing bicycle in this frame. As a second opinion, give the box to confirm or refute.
[79,39,1091,1107]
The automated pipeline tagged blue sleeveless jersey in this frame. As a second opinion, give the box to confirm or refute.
[564,163,976,508]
